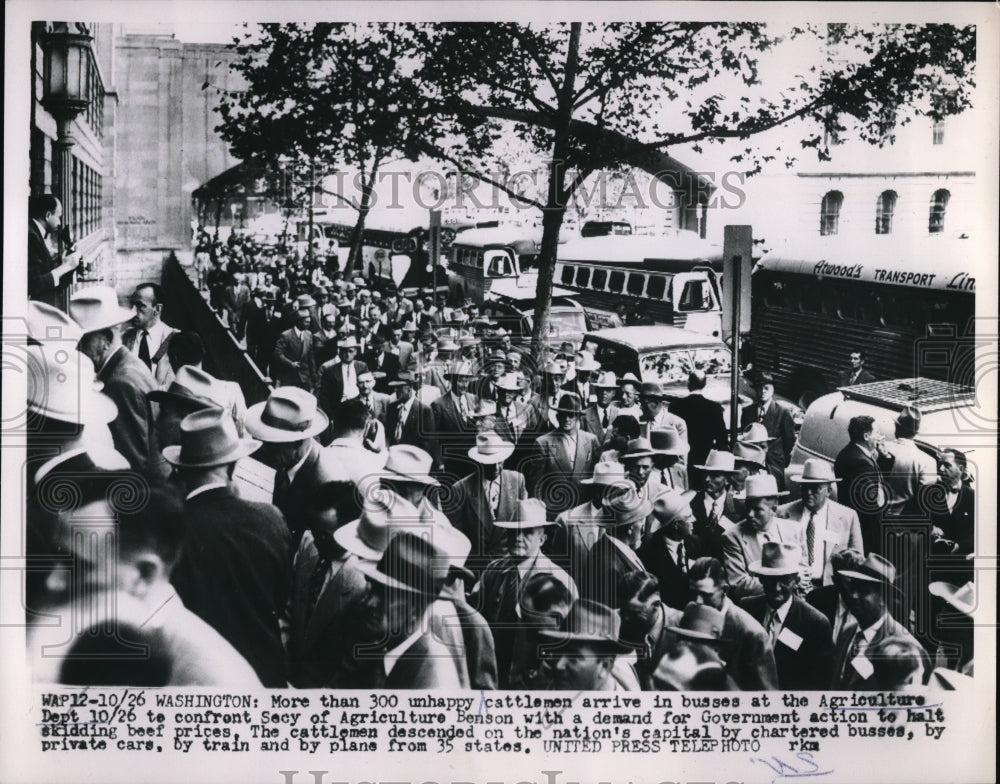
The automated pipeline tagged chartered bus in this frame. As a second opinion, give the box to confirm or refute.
[446,224,546,304]
[750,241,977,407]
[553,232,725,336]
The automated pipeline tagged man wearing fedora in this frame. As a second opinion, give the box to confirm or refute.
[272,295,319,390]
[780,458,864,588]
[581,371,619,446]
[538,599,632,691]
[494,372,538,451]
[652,603,739,691]
[648,427,690,492]
[582,493,652,609]
[530,392,600,519]
[550,461,630,583]
[619,436,665,529]
[71,285,160,476]
[246,386,338,546]
[689,450,742,559]
[385,371,440,466]
[357,533,462,689]
[430,360,478,478]
[362,332,402,393]
[148,365,223,478]
[833,415,896,554]
[472,499,577,684]
[687,557,778,690]
[447,432,527,571]
[669,370,729,488]
[739,543,834,690]
[507,574,575,689]
[421,337,459,393]
[721,474,806,601]
[317,335,370,424]
[740,372,796,488]
[638,490,703,610]
[565,350,601,405]
[529,358,569,433]
[165,408,291,687]
[617,571,686,689]
[884,406,937,515]
[638,382,688,448]
[831,553,927,690]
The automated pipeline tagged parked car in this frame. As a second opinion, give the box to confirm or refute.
[480,293,589,351]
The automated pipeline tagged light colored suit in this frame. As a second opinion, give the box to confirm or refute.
[447,471,528,566]
[722,517,806,600]
[884,438,937,514]
[778,499,864,585]
[531,429,599,517]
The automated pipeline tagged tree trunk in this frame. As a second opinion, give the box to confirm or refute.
[346,163,381,277]
[531,23,581,366]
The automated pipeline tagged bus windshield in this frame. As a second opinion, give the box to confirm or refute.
[639,346,732,384]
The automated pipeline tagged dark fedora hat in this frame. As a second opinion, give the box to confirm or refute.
[666,602,729,643]
[356,531,446,597]
[553,392,585,415]
[837,552,899,589]
[162,408,261,469]
[538,599,629,652]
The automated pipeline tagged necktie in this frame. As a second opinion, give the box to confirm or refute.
[138,330,151,369]
[394,406,404,443]
[488,479,501,515]
[497,566,520,623]
[677,542,687,574]
[459,396,470,422]
[601,407,609,428]
[765,611,778,643]
[661,469,673,488]
[307,555,332,612]
[273,467,291,508]
[806,512,816,566]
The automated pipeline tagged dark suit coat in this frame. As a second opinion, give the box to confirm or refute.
[739,595,834,690]
[312,331,341,369]
[28,219,69,306]
[581,405,614,446]
[530,429,600,517]
[245,305,284,375]
[122,324,178,389]
[833,442,895,552]
[719,599,779,690]
[383,631,462,689]
[831,613,928,690]
[317,359,370,420]
[385,397,439,463]
[904,482,975,556]
[287,535,368,688]
[364,350,402,393]
[431,392,478,475]
[447,470,527,568]
[275,441,347,542]
[273,328,317,389]
[839,368,876,386]
[170,486,291,687]
[741,400,797,482]
[582,534,646,609]
[97,346,159,475]
[669,393,729,478]
[638,531,702,610]
[690,490,742,559]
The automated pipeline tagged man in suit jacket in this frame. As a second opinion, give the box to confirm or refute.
[385,371,440,467]
[386,322,415,370]
[285,506,368,688]
[581,371,620,446]
[246,387,335,547]
[363,333,402,393]
[721,475,806,600]
[838,349,877,387]
[431,361,479,480]
[687,557,779,690]
[905,449,974,557]
[446,432,527,571]
[121,282,179,389]
[317,337,369,424]
[781,458,864,587]
[739,543,834,690]
[28,194,79,307]
[582,494,651,609]
[70,286,160,476]
[740,372,796,488]
[670,370,729,488]
[639,491,703,610]
[245,290,284,376]
[689,450,742,559]
[164,408,291,687]
[272,298,318,390]
[833,415,896,554]
[529,393,600,519]
[830,553,928,690]
[358,533,461,689]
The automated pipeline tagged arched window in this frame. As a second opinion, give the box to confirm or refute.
[820,191,843,236]
[875,190,897,235]
[929,189,950,234]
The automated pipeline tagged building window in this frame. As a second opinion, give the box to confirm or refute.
[932,119,945,145]
[929,189,950,234]
[875,190,897,235]
[820,191,843,236]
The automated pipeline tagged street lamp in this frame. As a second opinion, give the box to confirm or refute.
[40,23,93,301]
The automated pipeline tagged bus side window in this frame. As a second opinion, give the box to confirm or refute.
[609,271,625,294]
[627,273,646,296]
[576,267,591,287]
[647,275,667,301]
[560,264,575,285]
[591,269,607,290]
[678,280,710,311]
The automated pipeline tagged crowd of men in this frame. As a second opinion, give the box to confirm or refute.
[24,208,976,692]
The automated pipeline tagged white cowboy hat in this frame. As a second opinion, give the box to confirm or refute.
[69,286,136,333]
[245,387,329,442]
[468,431,515,464]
